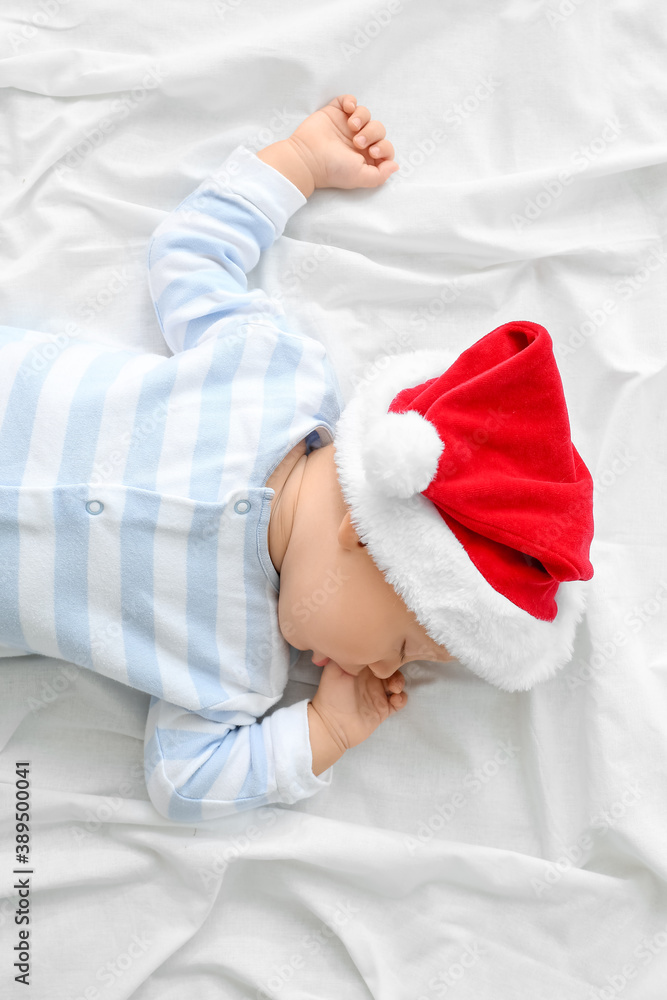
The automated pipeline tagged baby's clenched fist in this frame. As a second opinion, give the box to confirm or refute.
[287,93,400,191]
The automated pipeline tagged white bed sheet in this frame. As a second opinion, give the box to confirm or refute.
[1,1,667,998]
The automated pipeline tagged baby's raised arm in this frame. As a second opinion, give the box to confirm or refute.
[257,93,399,197]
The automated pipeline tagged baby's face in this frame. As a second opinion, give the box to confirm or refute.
[277,444,452,678]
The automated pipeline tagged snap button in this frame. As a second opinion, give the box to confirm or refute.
[234,499,251,515]
[85,500,104,515]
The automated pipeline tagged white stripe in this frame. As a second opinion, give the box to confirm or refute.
[292,337,327,445]
[217,328,275,500]
[90,353,165,490]
[87,354,166,683]
[158,292,249,352]
[151,493,200,707]
[0,335,49,432]
[147,245,214,302]
[154,340,214,496]
[23,341,104,486]
[17,487,62,659]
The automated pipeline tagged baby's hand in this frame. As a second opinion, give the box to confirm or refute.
[310,659,408,753]
[287,94,400,191]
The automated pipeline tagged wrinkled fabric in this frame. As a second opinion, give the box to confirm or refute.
[1,1,667,998]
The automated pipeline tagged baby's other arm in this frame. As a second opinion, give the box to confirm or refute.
[146,145,308,354]
[257,93,399,196]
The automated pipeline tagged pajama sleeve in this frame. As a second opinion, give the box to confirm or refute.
[143,694,334,823]
[146,143,308,355]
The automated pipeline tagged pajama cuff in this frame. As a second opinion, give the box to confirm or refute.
[269,697,335,804]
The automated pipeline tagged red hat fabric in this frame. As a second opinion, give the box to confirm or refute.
[332,320,596,691]
[388,321,594,622]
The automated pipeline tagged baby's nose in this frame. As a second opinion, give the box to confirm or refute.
[370,663,399,680]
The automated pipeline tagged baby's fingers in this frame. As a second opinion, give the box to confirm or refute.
[387,670,405,693]
[367,138,395,160]
[388,690,408,712]
[359,158,400,188]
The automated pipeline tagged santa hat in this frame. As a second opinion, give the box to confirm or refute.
[332,320,595,692]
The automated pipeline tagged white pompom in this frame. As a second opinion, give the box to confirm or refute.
[362,410,445,498]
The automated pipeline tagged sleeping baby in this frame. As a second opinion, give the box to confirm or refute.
[0,93,595,823]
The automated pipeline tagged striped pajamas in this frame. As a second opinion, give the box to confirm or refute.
[0,144,344,822]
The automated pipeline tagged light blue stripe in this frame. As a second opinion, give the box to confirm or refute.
[182,309,248,352]
[189,330,245,501]
[320,349,345,425]
[182,295,280,352]
[144,725,161,781]
[169,794,202,823]
[155,262,243,325]
[235,721,270,801]
[188,189,277,259]
[54,350,142,668]
[160,723,234,824]
[0,325,34,343]
[148,197,272,266]
[0,487,28,650]
[52,485,95,668]
[120,487,162,695]
[185,501,228,706]
[122,357,178,489]
[57,350,138,483]
[0,343,63,485]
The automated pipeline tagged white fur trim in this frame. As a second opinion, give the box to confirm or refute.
[362,410,444,499]
[333,349,591,692]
